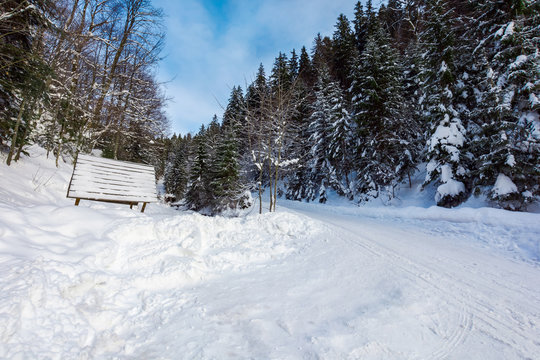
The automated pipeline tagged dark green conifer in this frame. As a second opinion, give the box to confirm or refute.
[352,22,418,200]
[185,126,212,212]
[210,130,251,213]
[332,14,356,90]
[164,139,188,201]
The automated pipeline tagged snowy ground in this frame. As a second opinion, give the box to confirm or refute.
[1,146,540,359]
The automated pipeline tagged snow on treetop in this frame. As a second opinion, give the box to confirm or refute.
[439,61,448,74]
[519,111,540,139]
[502,21,515,40]
[506,154,516,167]
[436,180,465,202]
[493,173,518,196]
[435,165,465,202]
[428,117,465,162]
[510,55,528,70]
[529,93,539,107]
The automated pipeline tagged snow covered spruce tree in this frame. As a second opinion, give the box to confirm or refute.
[304,66,349,203]
[285,46,316,201]
[350,21,418,202]
[182,99,251,215]
[222,86,245,136]
[203,86,252,214]
[419,0,469,207]
[467,0,540,209]
[185,127,212,213]
[328,88,354,200]
[163,138,189,202]
[332,14,357,91]
[209,128,251,214]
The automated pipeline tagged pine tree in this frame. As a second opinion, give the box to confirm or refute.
[305,66,346,203]
[205,115,222,160]
[332,14,356,90]
[210,130,251,214]
[222,86,245,132]
[245,66,267,130]
[311,33,334,75]
[353,1,368,54]
[185,127,212,212]
[351,22,418,201]
[420,0,469,207]
[164,138,188,201]
[298,46,315,86]
[328,86,354,199]
[364,0,376,36]
[244,64,270,188]
[270,52,291,93]
[286,49,314,201]
[289,49,299,80]
[467,0,540,209]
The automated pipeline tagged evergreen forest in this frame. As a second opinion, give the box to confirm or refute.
[165,0,539,213]
[1,0,539,214]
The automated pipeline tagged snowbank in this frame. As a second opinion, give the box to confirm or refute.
[0,147,322,358]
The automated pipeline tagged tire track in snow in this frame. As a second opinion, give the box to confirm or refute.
[297,210,540,359]
[429,305,473,360]
[327,222,475,359]
[357,226,540,357]
[355,229,539,358]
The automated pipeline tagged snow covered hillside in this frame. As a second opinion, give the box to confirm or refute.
[1,147,540,359]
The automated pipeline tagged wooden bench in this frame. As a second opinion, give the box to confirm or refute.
[66,154,157,212]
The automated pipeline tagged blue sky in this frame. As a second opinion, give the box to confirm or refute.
[152,0,366,136]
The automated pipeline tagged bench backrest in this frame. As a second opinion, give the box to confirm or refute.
[67,154,157,204]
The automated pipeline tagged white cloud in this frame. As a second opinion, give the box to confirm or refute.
[161,83,222,136]
[153,0,358,135]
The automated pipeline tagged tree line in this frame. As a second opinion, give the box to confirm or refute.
[0,0,168,173]
[164,0,539,214]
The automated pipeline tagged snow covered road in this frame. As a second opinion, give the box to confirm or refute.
[286,203,540,359]
[91,203,540,359]
[146,202,540,359]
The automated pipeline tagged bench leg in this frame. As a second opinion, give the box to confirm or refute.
[141,202,147,213]
[130,203,133,209]
[75,198,80,206]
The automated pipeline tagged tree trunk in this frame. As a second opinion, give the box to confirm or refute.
[14,117,31,162]
[258,181,263,214]
[113,130,120,160]
[6,99,26,166]
[267,142,273,212]
[257,131,264,214]
[273,134,283,212]
[55,122,65,167]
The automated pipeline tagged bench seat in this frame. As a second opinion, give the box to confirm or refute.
[67,154,157,212]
